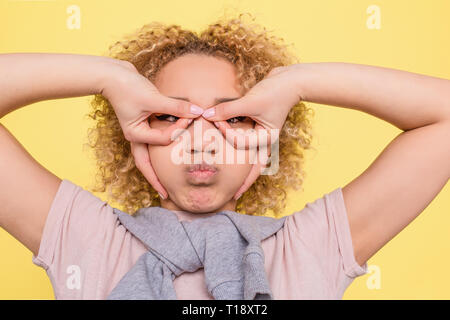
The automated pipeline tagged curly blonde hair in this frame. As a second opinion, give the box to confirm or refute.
[85,12,315,217]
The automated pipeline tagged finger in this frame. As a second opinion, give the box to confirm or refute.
[233,161,265,201]
[130,141,168,199]
[257,141,272,168]
[128,118,193,145]
[161,117,194,143]
[201,97,257,121]
[233,145,270,200]
[215,121,272,150]
[150,95,204,118]
[254,123,274,148]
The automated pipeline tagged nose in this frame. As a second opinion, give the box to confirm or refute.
[186,116,220,155]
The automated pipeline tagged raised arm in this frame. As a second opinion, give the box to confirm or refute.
[0,53,125,256]
[296,62,450,266]
[202,61,450,267]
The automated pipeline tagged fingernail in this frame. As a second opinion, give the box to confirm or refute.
[235,193,242,201]
[158,192,166,200]
[190,104,204,115]
[188,119,194,125]
[213,122,219,128]
[202,108,215,118]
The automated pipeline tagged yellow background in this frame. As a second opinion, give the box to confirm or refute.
[0,0,449,299]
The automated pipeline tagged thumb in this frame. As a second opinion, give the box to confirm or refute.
[201,96,257,121]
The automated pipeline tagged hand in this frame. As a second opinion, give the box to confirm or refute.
[200,64,304,199]
[101,61,203,198]
[201,64,303,150]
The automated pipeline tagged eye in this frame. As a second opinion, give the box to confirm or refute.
[227,116,248,124]
[154,114,179,122]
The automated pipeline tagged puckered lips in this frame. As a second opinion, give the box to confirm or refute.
[185,161,219,183]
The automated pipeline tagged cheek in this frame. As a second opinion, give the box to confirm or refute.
[220,148,255,184]
[222,141,259,164]
[233,163,253,178]
[218,163,253,193]
[147,144,180,183]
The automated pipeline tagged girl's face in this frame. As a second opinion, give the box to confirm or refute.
[148,53,257,213]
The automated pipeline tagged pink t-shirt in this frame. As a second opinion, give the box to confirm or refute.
[32,179,368,299]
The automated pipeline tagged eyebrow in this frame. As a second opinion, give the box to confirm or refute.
[168,96,240,106]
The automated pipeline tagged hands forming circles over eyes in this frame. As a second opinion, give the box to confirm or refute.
[102,62,303,200]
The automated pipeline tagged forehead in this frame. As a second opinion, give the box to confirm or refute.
[154,53,242,96]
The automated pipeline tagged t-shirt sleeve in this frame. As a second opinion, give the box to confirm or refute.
[31,179,141,299]
[31,179,114,270]
[285,187,368,295]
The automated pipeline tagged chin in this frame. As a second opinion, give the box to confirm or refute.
[184,206,219,214]
[172,189,231,213]
[184,198,223,213]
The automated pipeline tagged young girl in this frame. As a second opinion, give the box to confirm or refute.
[0,14,449,300]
